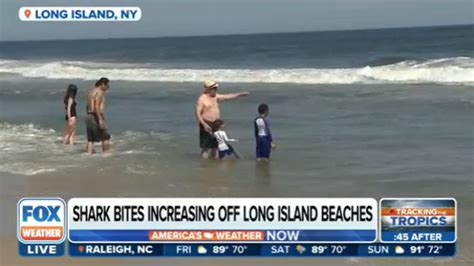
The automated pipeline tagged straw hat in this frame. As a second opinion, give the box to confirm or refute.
[203,80,219,89]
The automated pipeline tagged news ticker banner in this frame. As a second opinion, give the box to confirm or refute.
[17,197,456,257]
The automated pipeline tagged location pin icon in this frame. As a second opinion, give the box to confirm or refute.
[24,9,31,18]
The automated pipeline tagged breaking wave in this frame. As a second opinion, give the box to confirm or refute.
[0,57,473,85]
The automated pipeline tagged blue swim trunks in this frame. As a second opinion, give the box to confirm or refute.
[218,146,234,159]
[256,136,271,159]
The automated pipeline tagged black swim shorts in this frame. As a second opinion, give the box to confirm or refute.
[199,120,217,149]
[85,113,111,142]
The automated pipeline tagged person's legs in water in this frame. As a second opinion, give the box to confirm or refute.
[63,122,70,144]
[67,117,76,145]
[99,128,111,153]
[86,141,94,154]
[201,147,219,159]
[210,148,218,159]
[201,149,210,159]
[85,114,98,154]
[102,140,110,153]
[199,123,208,158]
[69,126,76,145]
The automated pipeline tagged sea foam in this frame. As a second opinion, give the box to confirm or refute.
[0,57,473,85]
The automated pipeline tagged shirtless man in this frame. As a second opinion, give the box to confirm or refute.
[195,80,249,159]
[85,77,111,154]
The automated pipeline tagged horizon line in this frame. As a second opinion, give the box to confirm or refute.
[1,23,472,43]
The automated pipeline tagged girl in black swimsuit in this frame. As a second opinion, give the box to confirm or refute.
[63,84,78,145]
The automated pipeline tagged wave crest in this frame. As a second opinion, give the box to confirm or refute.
[0,57,473,84]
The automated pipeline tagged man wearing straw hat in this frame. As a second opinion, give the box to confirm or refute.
[195,80,249,159]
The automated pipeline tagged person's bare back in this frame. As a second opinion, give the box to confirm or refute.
[85,78,110,154]
[87,87,104,118]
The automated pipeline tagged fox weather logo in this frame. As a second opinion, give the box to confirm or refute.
[17,198,66,244]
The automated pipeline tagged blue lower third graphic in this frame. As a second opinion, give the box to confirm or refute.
[69,243,162,257]
[382,231,455,242]
[18,242,64,256]
[69,229,376,242]
[67,243,456,257]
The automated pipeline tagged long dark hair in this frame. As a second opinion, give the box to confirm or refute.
[64,84,78,105]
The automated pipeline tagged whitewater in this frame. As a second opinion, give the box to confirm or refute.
[0,57,473,85]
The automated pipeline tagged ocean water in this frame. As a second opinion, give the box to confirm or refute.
[0,24,473,179]
[0,25,473,84]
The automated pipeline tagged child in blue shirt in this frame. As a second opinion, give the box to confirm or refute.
[254,104,276,161]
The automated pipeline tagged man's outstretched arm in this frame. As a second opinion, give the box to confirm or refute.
[217,91,249,101]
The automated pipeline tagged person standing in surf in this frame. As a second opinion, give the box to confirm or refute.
[63,84,78,145]
[254,103,276,161]
[195,80,249,159]
[212,119,239,159]
[85,77,111,154]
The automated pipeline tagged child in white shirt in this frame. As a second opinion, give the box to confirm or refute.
[212,119,239,159]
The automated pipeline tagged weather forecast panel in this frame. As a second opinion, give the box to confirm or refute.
[380,198,456,243]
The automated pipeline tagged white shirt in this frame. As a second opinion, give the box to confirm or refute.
[255,117,268,136]
[214,130,236,151]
